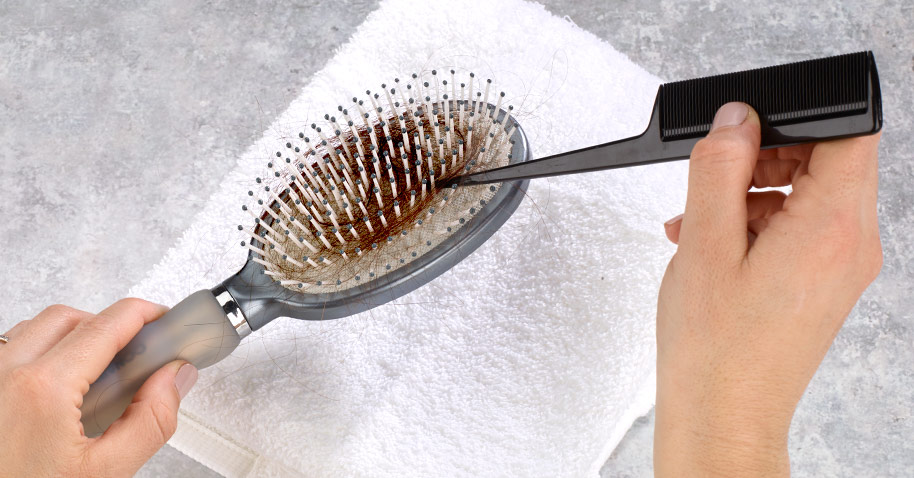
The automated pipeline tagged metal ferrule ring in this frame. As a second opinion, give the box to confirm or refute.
[211,284,252,338]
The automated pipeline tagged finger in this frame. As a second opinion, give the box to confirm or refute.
[679,102,761,261]
[753,159,800,188]
[752,144,814,188]
[663,213,684,244]
[6,306,93,362]
[753,143,815,188]
[0,320,29,361]
[86,361,197,477]
[748,218,769,237]
[746,190,787,221]
[749,133,882,275]
[38,298,169,388]
[663,191,785,245]
[1,319,30,341]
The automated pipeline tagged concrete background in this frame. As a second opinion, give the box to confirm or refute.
[1,1,911,476]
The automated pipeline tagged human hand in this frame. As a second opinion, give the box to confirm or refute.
[0,299,198,477]
[654,102,882,477]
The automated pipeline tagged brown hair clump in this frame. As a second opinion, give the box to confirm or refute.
[242,73,516,293]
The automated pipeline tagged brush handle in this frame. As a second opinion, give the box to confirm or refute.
[80,289,246,437]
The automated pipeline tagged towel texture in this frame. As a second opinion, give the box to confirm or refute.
[130,0,688,476]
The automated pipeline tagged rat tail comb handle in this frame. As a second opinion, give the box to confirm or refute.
[452,51,882,186]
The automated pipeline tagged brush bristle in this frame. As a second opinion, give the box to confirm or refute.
[239,71,516,292]
[660,51,872,140]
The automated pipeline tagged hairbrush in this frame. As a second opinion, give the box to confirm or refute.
[449,51,882,186]
[81,70,529,436]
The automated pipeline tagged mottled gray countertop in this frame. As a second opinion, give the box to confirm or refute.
[1,1,911,476]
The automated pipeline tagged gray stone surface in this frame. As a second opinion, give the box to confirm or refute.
[1,1,911,477]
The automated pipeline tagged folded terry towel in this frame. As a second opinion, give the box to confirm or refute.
[130,0,689,476]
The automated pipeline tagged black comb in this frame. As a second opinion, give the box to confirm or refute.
[451,51,882,186]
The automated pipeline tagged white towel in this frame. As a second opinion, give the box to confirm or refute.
[130,0,689,476]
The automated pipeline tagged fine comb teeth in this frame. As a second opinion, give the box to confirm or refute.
[451,51,882,186]
[660,51,874,140]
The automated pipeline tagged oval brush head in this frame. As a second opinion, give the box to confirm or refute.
[239,70,518,295]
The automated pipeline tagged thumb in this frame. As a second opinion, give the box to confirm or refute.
[88,361,197,477]
[678,102,761,262]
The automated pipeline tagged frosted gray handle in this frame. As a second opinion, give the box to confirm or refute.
[80,290,242,437]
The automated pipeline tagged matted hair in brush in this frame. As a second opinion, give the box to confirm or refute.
[240,70,517,293]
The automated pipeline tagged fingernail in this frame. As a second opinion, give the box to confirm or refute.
[175,364,198,400]
[664,213,684,226]
[710,102,749,131]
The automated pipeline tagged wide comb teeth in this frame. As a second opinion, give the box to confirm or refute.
[239,70,517,291]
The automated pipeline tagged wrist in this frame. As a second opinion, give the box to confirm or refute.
[654,380,792,477]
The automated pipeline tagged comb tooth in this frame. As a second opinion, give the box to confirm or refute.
[383,85,398,118]
[411,72,423,101]
[342,202,354,222]
[450,69,457,99]
[492,91,505,121]
[459,83,466,127]
[355,179,367,201]
[332,226,346,244]
[467,72,475,108]
[437,138,445,166]
[481,79,491,116]
[353,152,368,185]
[395,79,409,110]
[263,270,286,279]
[243,206,279,237]
[373,185,384,208]
[444,94,452,136]
[367,90,382,116]
[339,167,356,197]
[280,280,307,288]
[368,145,382,178]
[380,120,394,154]
[660,52,871,140]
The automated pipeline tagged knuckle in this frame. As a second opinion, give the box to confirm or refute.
[116,297,149,311]
[40,304,86,330]
[865,239,884,282]
[74,313,108,335]
[691,136,749,165]
[42,303,75,317]
[9,364,54,401]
